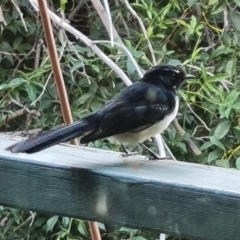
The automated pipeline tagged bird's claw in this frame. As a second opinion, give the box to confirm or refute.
[145,155,172,161]
[120,151,139,157]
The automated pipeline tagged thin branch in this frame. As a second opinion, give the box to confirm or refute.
[27,211,36,240]
[14,211,37,231]
[67,1,85,21]
[193,5,214,51]
[103,0,114,47]
[223,8,229,31]
[122,0,156,65]
[91,0,123,45]
[114,0,131,38]
[10,97,30,110]
[13,40,37,76]
[31,31,66,106]
[0,6,7,26]
[92,40,143,77]
[91,0,124,63]
[31,71,53,106]
[65,34,91,84]
[153,134,166,158]
[2,109,40,123]
[3,129,42,136]
[173,120,202,156]
[162,137,177,160]
[34,39,43,69]
[192,125,206,137]
[10,0,28,31]
[187,103,211,132]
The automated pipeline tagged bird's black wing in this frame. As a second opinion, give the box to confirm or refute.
[81,82,175,143]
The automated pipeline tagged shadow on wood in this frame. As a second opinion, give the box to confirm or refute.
[0,134,240,240]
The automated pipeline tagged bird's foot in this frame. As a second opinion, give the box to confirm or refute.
[121,144,139,157]
[146,155,172,161]
[121,151,139,157]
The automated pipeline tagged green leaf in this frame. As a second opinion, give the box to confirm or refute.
[201,62,207,81]
[132,236,148,240]
[119,227,137,233]
[200,141,213,150]
[77,92,93,104]
[208,149,223,162]
[190,15,197,29]
[226,59,235,77]
[214,121,231,140]
[127,60,136,74]
[98,222,106,231]
[212,3,226,15]
[211,45,234,58]
[26,84,37,102]
[187,0,198,7]
[140,0,148,9]
[71,62,84,73]
[91,65,100,73]
[18,43,32,53]
[0,78,26,90]
[234,0,240,7]
[8,78,26,87]
[147,26,154,37]
[215,159,230,168]
[46,215,59,233]
[205,83,220,96]
[2,41,13,52]
[14,37,23,49]
[59,0,68,13]
[210,136,226,151]
[135,51,144,58]
[229,11,240,32]
[77,220,89,237]
[147,10,152,19]
[61,217,70,228]
[206,74,229,83]
[6,54,14,65]
[175,19,190,28]
[155,33,165,38]
[236,157,240,169]
[168,59,182,66]
[91,101,102,112]
[209,0,218,5]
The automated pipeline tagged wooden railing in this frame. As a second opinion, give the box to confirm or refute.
[1,134,240,240]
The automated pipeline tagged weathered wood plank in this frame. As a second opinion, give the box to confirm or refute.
[0,134,240,240]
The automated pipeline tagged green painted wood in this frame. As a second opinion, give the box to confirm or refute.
[1,134,240,240]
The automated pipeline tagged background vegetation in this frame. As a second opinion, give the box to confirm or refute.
[0,0,240,239]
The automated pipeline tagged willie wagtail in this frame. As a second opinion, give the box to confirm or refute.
[6,64,194,154]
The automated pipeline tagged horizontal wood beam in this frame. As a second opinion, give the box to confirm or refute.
[0,134,240,240]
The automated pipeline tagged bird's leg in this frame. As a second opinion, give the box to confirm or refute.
[121,144,138,157]
[139,143,171,160]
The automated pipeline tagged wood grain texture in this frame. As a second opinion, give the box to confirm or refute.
[1,134,240,240]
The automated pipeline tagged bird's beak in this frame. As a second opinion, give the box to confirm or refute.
[185,74,196,79]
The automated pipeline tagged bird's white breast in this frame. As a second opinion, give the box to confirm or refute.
[112,96,179,144]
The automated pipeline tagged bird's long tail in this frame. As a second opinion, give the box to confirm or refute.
[6,120,94,153]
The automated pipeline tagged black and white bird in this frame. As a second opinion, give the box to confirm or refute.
[6,64,194,154]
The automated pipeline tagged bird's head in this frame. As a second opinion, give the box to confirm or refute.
[142,64,195,90]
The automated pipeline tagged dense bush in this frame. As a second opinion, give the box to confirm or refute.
[1,0,240,239]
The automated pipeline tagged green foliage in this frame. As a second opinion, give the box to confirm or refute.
[1,0,240,239]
